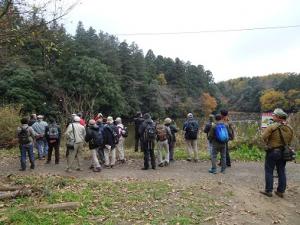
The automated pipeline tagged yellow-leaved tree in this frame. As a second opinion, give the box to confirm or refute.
[156,73,167,85]
[200,92,217,116]
[260,89,287,111]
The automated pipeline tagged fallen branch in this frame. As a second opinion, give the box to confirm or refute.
[0,189,32,200]
[0,186,23,192]
[35,202,80,211]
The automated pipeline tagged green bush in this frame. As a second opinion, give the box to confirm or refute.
[0,105,21,148]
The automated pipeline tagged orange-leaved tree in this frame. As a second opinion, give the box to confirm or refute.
[200,92,217,116]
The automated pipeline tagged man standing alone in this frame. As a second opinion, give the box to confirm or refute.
[260,108,294,198]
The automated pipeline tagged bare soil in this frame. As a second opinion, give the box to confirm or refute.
[1,154,299,225]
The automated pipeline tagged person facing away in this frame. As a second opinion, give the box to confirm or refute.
[134,111,144,152]
[208,114,230,174]
[85,119,102,172]
[28,114,37,126]
[139,113,156,170]
[183,113,199,162]
[203,114,215,159]
[164,118,179,162]
[219,109,234,167]
[17,117,36,171]
[45,118,61,164]
[156,120,172,167]
[32,115,48,160]
[260,108,294,198]
[65,115,86,172]
[96,116,105,164]
[103,116,118,168]
[115,117,127,163]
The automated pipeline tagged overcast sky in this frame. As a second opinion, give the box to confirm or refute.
[62,0,300,82]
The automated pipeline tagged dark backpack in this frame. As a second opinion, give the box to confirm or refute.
[48,124,59,139]
[107,125,119,145]
[144,123,156,141]
[214,123,229,143]
[18,127,30,144]
[185,120,199,139]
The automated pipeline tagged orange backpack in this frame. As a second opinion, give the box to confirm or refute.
[156,124,167,141]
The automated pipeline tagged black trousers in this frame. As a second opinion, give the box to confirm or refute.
[48,141,60,163]
[142,141,156,169]
[135,136,142,152]
[219,142,231,166]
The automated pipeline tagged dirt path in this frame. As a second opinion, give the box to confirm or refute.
[1,156,300,225]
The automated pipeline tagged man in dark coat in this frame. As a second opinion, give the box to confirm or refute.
[134,112,144,152]
[139,113,156,170]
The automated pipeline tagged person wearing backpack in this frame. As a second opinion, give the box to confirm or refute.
[85,119,102,172]
[103,116,118,168]
[115,117,127,163]
[17,118,36,171]
[32,115,49,160]
[164,118,179,162]
[45,118,61,164]
[183,113,200,162]
[203,114,215,159]
[156,121,172,167]
[139,113,156,170]
[134,112,144,152]
[65,116,86,172]
[218,109,234,167]
[260,108,294,198]
[208,114,230,174]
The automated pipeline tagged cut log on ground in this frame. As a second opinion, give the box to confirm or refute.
[0,189,32,200]
[0,186,23,191]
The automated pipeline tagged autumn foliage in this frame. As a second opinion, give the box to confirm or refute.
[200,93,217,116]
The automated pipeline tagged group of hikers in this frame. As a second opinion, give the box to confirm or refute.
[17,107,295,198]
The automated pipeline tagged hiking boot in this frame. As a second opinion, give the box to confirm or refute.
[152,167,156,170]
[275,191,284,198]
[141,167,149,170]
[104,165,111,169]
[30,164,35,169]
[194,159,199,163]
[164,161,169,166]
[260,191,272,197]
[158,163,164,167]
[93,167,102,172]
[19,168,26,171]
[208,168,217,174]
[120,159,126,164]
[89,165,94,170]
[76,168,83,171]
[45,160,51,164]
[186,158,192,162]
[220,170,226,174]
[110,165,114,169]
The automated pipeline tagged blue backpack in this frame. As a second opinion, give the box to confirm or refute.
[214,123,229,143]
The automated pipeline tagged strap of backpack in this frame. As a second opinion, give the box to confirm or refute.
[71,123,76,142]
[277,126,286,146]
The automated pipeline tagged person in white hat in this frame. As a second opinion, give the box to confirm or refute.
[183,113,200,162]
[115,117,127,163]
[260,108,294,198]
[65,115,86,172]
[32,115,48,160]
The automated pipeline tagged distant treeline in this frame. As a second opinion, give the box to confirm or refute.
[217,74,300,113]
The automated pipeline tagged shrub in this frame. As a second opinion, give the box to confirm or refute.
[0,105,22,148]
